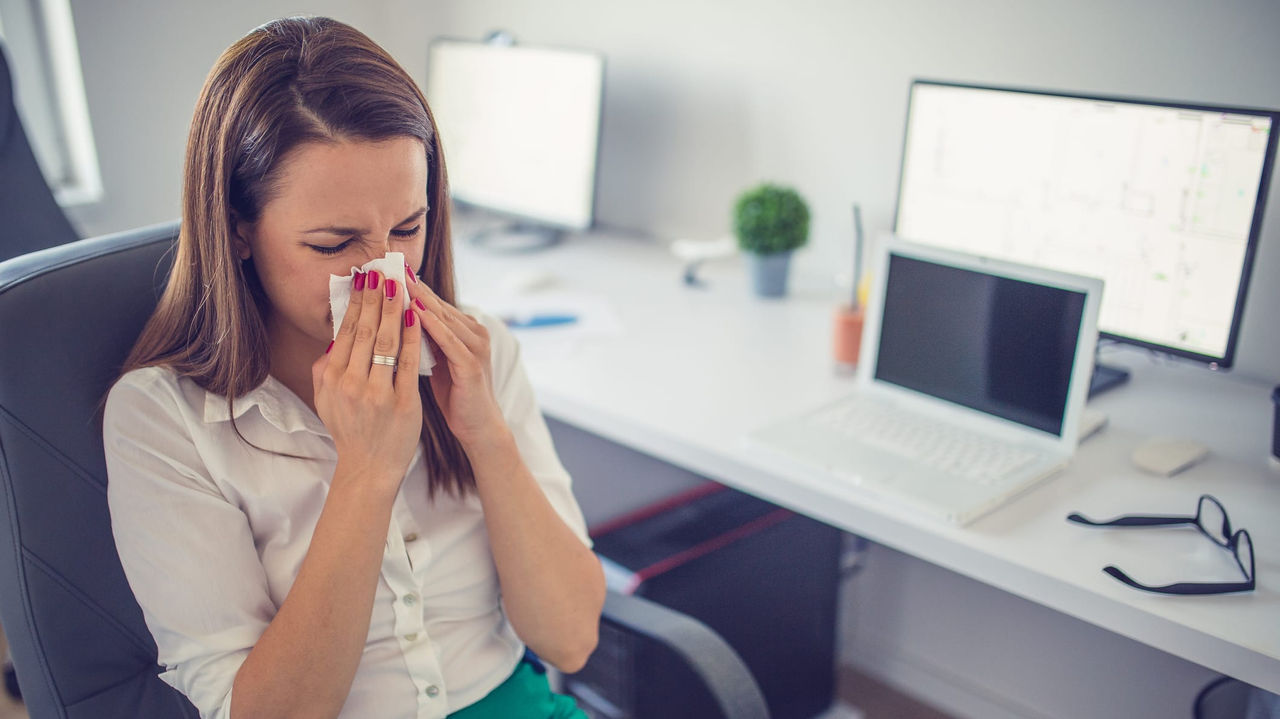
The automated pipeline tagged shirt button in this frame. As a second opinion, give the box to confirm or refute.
[404,532,419,543]
[402,593,417,607]
[425,685,440,698]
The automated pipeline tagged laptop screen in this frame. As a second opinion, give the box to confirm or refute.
[874,253,1087,436]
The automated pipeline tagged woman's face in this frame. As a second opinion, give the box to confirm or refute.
[238,136,429,352]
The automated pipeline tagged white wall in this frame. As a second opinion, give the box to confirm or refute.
[381,0,1280,385]
[841,542,1220,719]
[61,0,392,238]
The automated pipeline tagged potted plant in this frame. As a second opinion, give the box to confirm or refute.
[733,183,810,297]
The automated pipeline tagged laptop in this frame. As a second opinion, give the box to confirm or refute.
[746,239,1103,525]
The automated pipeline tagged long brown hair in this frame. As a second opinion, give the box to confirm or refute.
[123,16,475,496]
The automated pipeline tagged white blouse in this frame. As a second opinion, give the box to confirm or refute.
[104,311,591,719]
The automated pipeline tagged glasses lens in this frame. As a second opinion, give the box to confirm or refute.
[1198,496,1230,546]
[1235,532,1254,579]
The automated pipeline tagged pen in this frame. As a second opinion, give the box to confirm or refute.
[502,313,579,329]
[851,203,864,311]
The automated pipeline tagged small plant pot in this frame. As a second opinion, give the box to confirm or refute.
[749,251,792,298]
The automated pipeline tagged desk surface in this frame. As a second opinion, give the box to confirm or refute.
[452,218,1280,694]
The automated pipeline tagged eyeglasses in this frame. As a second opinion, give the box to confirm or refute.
[1067,494,1255,595]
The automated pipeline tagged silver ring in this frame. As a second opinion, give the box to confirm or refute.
[371,354,398,366]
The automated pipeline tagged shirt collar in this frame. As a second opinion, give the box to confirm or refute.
[202,375,326,436]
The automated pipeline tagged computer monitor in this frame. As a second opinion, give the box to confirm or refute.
[425,37,604,250]
[894,80,1278,394]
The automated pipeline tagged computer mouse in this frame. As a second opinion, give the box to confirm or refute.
[1130,437,1209,477]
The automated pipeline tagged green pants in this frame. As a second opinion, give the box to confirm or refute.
[447,660,586,719]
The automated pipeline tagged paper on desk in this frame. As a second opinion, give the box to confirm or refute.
[467,290,623,359]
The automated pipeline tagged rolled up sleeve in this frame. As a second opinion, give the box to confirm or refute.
[104,370,275,718]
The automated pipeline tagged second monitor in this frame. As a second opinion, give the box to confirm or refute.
[894,80,1278,393]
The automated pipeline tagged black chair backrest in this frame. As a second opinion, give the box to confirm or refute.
[0,40,80,262]
[0,221,197,718]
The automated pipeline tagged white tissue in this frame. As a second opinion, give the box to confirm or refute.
[328,252,436,375]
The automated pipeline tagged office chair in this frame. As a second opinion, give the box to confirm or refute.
[0,40,80,263]
[0,221,769,719]
[1194,676,1280,719]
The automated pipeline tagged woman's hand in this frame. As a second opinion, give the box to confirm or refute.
[403,264,507,450]
[312,270,423,491]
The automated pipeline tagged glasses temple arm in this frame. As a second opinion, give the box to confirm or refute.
[1067,513,1195,527]
[1102,566,1255,595]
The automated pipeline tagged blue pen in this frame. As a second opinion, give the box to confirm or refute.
[503,313,579,329]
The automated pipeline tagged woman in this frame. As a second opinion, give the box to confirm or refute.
[103,16,604,719]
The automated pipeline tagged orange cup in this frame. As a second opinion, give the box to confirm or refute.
[833,305,865,369]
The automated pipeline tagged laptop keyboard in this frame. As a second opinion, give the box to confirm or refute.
[807,400,1038,485]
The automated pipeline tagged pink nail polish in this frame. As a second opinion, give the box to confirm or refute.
[352,272,365,292]
[385,279,398,299]
[414,299,426,311]
[325,340,334,354]
[367,271,380,290]
[404,309,416,327]
[405,264,418,283]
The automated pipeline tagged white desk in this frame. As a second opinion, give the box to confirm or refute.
[452,220,1280,695]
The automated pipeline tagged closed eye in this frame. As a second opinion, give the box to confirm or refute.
[307,224,420,254]
[308,239,355,255]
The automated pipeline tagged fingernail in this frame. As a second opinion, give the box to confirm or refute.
[405,264,418,283]
[325,340,334,354]
[352,272,365,292]
[404,309,416,327]
[414,298,426,311]
[367,271,380,290]
[385,279,398,299]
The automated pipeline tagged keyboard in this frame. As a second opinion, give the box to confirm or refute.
[805,399,1038,485]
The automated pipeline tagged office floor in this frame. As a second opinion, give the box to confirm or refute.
[840,667,956,719]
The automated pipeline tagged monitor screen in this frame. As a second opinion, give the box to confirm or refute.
[425,39,604,231]
[894,81,1278,366]
[875,253,1087,436]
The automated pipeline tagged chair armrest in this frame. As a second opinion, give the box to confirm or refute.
[599,590,770,719]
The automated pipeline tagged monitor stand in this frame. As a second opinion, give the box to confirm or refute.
[1088,362,1130,398]
[467,222,564,253]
